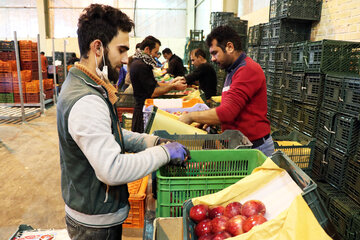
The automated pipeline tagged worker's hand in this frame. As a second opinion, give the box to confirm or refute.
[162,142,190,167]
[156,137,174,145]
[172,76,185,84]
[178,112,193,125]
[172,80,187,90]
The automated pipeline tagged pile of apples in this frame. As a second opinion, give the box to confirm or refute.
[189,200,267,239]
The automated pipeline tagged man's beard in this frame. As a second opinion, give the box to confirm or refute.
[98,51,120,84]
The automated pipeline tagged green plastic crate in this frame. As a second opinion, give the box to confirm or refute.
[0,92,14,103]
[270,0,322,21]
[183,151,339,240]
[115,92,136,108]
[292,41,308,72]
[156,149,267,218]
[316,181,343,208]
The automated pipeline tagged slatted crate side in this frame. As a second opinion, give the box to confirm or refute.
[328,196,360,238]
[276,0,322,21]
[291,100,304,131]
[303,104,319,137]
[275,44,286,70]
[260,22,271,46]
[282,97,293,125]
[284,43,293,71]
[252,24,263,46]
[266,71,275,94]
[312,141,328,181]
[316,180,342,208]
[316,109,336,145]
[332,115,360,154]
[259,45,269,70]
[290,72,304,101]
[268,45,277,70]
[342,75,360,118]
[270,20,311,45]
[322,74,343,112]
[345,158,360,205]
[283,71,292,98]
[292,41,308,72]
[325,147,349,189]
[303,73,325,105]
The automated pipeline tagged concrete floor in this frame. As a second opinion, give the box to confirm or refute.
[0,105,143,239]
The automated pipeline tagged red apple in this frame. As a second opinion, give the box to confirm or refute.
[209,206,225,219]
[211,215,229,233]
[198,234,214,240]
[224,202,242,218]
[242,214,267,233]
[226,215,247,236]
[241,200,266,218]
[190,204,209,223]
[212,231,232,240]
[195,219,212,237]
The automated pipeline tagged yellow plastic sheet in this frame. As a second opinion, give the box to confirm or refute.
[211,96,222,103]
[181,90,202,101]
[192,158,331,240]
[147,108,206,135]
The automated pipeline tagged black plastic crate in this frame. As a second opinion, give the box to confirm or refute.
[291,100,304,131]
[260,22,271,46]
[115,92,136,108]
[270,94,283,126]
[275,44,286,70]
[248,26,254,46]
[328,196,360,238]
[266,71,275,93]
[268,45,277,70]
[270,19,311,45]
[290,72,304,101]
[345,159,360,205]
[306,40,360,74]
[312,141,329,181]
[284,43,293,71]
[347,214,360,240]
[273,70,284,94]
[326,147,349,189]
[247,46,259,62]
[251,24,263,46]
[282,97,292,125]
[342,75,360,119]
[303,104,318,137]
[275,0,322,21]
[229,18,248,36]
[316,108,336,145]
[292,41,308,72]
[190,30,203,41]
[259,45,269,70]
[269,0,277,20]
[303,73,325,105]
[283,71,292,98]
[332,114,360,154]
[210,12,234,24]
[317,181,342,208]
[322,73,343,112]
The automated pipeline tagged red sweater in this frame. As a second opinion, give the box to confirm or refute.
[215,54,270,142]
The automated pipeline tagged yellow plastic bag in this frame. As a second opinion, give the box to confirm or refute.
[192,158,331,240]
[146,108,206,135]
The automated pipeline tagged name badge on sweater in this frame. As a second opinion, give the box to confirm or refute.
[222,86,230,93]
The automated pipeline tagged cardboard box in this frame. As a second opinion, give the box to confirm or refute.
[153,217,183,240]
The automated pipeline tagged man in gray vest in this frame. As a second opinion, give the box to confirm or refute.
[57,4,190,240]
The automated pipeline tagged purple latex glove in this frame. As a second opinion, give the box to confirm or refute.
[162,142,190,167]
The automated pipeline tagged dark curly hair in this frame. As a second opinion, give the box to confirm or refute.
[206,25,242,52]
[140,36,161,51]
[77,4,134,58]
[191,48,206,59]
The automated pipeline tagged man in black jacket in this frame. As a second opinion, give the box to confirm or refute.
[185,48,217,100]
[162,48,186,77]
[130,36,187,133]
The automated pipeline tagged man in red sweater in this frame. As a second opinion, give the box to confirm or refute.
[179,26,274,156]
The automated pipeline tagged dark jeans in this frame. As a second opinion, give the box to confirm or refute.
[65,215,122,240]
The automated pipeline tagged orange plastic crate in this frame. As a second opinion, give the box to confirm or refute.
[19,40,33,51]
[25,92,39,103]
[44,79,54,90]
[0,61,12,72]
[14,93,26,103]
[20,51,37,61]
[45,89,53,99]
[12,70,32,83]
[21,61,38,70]
[25,81,39,93]
[123,175,148,228]
[31,42,38,51]
[144,98,203,108]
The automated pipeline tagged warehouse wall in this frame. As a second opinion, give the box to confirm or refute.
[239,0,360,42]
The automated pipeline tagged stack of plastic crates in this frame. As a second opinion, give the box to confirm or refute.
[123,176,148,228]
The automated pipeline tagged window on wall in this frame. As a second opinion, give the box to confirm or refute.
[0,0,38,39]
[50,0,186,39]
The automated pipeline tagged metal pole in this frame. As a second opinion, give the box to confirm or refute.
[64,40,67,79]
[13,31,25,123]
[52,38,57,103]
[37,34,45,114]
